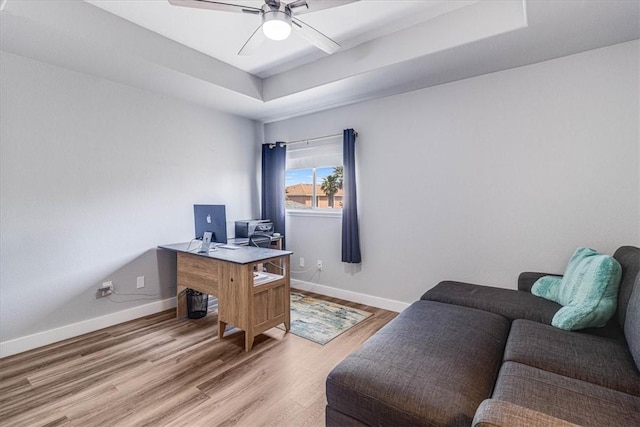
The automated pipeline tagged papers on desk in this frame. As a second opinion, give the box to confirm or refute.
[253,272,282,286]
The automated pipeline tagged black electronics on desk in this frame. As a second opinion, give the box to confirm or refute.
[234,219,273,238]
[194,204,227,243]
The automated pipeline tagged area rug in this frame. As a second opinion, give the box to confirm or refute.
[280,292,373,345]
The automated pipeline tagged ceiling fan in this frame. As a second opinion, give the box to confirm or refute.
[168,0,358,56]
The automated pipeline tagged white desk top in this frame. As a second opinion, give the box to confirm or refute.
[158,242,292,265]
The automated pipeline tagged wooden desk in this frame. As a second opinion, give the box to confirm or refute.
[159,243,292,351]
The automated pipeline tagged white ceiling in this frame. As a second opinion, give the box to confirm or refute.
[1,1,638,123]
[87,0,471,78]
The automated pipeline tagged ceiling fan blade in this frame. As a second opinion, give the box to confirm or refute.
[288,0,359,16]
[238,25,266,56]
[168,0,262,15]
[292,17,340,54]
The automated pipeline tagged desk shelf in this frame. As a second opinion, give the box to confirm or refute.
[253,272,283,287]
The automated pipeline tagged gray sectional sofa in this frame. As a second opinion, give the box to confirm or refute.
[326,246,640,426]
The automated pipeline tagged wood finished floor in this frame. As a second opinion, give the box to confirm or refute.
[0,291,396,427]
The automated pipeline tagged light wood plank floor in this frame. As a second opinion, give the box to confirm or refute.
[0,291,396,427]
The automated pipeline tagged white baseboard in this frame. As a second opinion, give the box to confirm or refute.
[0,298,177,359]
[1,284,407,358]
[291,279,410,313]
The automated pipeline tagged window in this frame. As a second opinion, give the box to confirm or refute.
[285,138,343,210]
[286,166,343,209]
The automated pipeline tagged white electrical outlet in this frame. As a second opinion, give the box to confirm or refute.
[98,281,114,297]
[317,260,323,271]
[300,257,305,267]
[136,276,145,289]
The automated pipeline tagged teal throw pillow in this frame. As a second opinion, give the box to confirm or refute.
[532,247,622,330]
[531,275,563,301]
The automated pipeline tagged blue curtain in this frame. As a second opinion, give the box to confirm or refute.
[342,129,361,263]
[261,143,286,248]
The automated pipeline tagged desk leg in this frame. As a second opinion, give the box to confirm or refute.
[176,285,187,318]
[218,321,226,339]
[284,290,291,332]
[284,256,291,332]
[245,332,254,352]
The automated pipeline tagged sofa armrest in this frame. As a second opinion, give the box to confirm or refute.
[518,272,561,293]
[473,399,579,427]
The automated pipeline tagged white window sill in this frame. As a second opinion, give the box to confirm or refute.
[286,209,342,218]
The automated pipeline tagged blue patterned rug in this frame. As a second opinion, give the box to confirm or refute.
[281,292,373,345]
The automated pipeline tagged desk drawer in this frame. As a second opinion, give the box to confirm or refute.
[253,283,287,329]
[177,252,219,295]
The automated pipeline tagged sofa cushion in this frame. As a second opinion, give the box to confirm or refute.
[504,319,639,396]
[575,318,625,340]
[473,399,581,427]
[532,247,622,330]
[326,300,510,427]
[493,362,640,426]
[422,281,561,324]
[625,274,640,371]
[325,406,367,427]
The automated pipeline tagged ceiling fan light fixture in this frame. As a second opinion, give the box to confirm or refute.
[262,10,292,41]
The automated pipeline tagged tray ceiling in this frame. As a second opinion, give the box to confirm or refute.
[1,1,638,122]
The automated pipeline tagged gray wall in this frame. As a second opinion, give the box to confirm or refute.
[2,38,638,354]
[265,40,640,304]
[0,52,260,348]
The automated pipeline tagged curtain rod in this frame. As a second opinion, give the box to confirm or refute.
[268,131,358,149]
